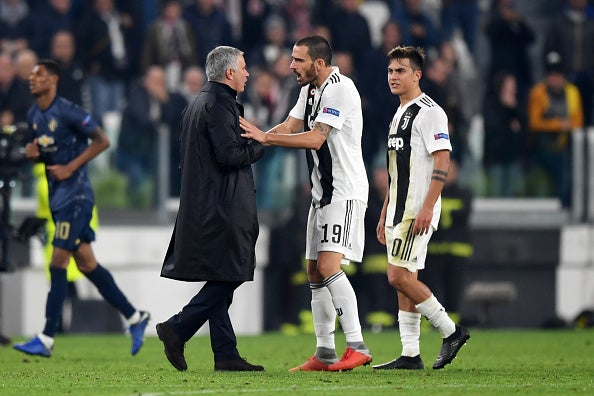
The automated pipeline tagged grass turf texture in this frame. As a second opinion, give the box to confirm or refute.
[1,329,593,395]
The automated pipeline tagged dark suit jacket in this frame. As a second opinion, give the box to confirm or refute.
[161,81,264,282]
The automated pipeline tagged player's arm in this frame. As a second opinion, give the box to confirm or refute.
[267,115,303,135]
[240,116,330,150]
[413,149,450,236]
[25,139,41,160]
[376,188,389,246]
[47,127,110,181]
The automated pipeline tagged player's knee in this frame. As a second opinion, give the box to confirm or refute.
[387,265,414,290]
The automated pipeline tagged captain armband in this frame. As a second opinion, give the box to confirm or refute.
[431,169,448,183]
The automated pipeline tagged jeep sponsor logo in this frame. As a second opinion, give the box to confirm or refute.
[387,134,404,151]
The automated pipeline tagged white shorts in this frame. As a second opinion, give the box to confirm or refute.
[386,219,434,272]
[305,199,366,264]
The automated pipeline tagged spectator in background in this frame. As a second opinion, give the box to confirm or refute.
[439,40,478,124]
[270,51,300,125]
[243,69,280,134]
[182,0,235,66]
[482,72,526,197]
[359,19,402,168]
[421,55,468,164]
[168,66,205,197]
[77,0,135,125]
[484,0,535,105]
[392,0,440,56]
[527,51,584,207]
[440,0,479,59]
[420,56,450,112]
[325,0,371,75]
[28,0,73,58]
[242,68,287,212]
[0,0,31,56]
[141,0,197,92]
[544,0,594,126]
[311,24,332,45]
[248,14,291,71]
[10,48,35,194]
[115,66,179,207]
[14,48,37,84]
[283,0,313,43]
[177,65,205,103]
[0,51,30,126]
[240,0,275,53]
[50,30,86,107]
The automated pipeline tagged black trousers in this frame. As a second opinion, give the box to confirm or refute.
[166,280,243,361]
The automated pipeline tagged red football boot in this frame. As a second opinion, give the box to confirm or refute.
[328,347,372,371]
[288,355,331,372]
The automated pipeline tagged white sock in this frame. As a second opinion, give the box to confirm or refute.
[398,310,421,357]
[127,310,141,326]
[38,332,54,349]
[415,294,455,338]
[311,284,336,349]
[324,271,364,344]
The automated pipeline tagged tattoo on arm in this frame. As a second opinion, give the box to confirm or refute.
[314,122,332,137]
[431,169,448,183]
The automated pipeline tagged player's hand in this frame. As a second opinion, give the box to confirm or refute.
[25,139,40,159]
[239,117,267,143]
[376,219,386,245]
[46,164,73,181]
[413,208,433,235]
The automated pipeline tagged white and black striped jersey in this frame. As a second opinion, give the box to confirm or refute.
[385,93,452,228]
[289,67,368,207]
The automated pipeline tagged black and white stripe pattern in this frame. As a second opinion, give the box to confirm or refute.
[323,270,345,287]
[401,220,416,261]
[342,200,353,248]
[419,95,437,108]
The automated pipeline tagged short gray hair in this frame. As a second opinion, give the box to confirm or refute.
[205,46,243,82]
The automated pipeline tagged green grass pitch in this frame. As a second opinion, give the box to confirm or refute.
[1,329,593,395]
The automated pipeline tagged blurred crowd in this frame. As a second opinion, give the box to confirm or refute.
[2,0,593,212]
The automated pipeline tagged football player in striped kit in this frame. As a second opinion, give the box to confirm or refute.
[240,35,371,372]
[373,46,470,371]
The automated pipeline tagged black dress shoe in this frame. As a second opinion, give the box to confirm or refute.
[156,322,187,371]
[0,333,10,346]
[214,357,265,372]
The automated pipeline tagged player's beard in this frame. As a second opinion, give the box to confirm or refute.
[297,64,317,87]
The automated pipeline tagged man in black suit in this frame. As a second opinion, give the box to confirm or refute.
[156,46,265,372]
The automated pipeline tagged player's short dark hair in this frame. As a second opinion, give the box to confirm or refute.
[387,46,425,71]
[295,35,332,66]
[37,59,61,78]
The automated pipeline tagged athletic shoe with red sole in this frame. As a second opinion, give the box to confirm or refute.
[328,347,372,371]
[288,355,331,372]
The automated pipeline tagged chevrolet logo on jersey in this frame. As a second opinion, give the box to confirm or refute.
[387,134,404,151]
[38,134,54,147]
[48,118,58,132]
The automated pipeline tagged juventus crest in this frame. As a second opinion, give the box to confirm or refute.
[401,112,412,130]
